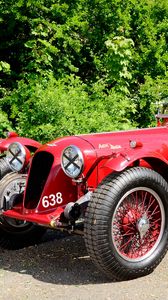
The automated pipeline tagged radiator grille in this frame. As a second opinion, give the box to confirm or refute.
[24,151,54,209]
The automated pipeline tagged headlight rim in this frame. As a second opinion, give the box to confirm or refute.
[61,145,84,179]
[6,142,26,172]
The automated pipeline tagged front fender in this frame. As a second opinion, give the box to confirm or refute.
[0,137,41,153]
[98,150,168,184]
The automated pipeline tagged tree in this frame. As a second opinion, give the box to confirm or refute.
[0,0,168,140]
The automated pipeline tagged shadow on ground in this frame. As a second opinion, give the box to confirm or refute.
[0,230,112,285]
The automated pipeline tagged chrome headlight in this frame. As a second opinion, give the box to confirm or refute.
[6,142,26,171]
[61,145,84,178]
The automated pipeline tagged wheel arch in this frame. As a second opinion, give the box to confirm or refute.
[98,152,168,185]
[142,157,168,183]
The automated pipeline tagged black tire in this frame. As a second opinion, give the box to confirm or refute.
[84,167,168,281]
[0,173,46,249]
[0,157,12,180]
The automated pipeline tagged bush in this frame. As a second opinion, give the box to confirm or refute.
[0,110,12,136]
[2,74,135,142]
[131,75,168,128]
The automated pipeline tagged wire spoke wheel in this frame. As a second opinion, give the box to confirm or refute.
[112,187,165,262]
[84,167,168,280]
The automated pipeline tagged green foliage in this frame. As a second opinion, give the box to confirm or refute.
[104,36,134,93]
[130,0,168,80]
[0,110,12,136]
[0,0,168,141]
[132,74,168,127]
[0,61,10,74]
[2,74,134,142]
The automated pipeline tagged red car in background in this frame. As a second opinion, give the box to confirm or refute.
[0,132,45,249]
[1,111,168,280]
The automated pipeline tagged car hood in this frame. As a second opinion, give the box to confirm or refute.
[78,126,168,156]
[38,126,168,159]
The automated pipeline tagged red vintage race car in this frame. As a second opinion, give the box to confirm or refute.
[1,114,168,280]
[0,132,45,248]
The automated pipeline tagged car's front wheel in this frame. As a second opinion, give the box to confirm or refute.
[0,173,46,249]
[84,167,168,280]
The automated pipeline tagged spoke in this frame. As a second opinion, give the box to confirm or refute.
[122,231,135,237]
[135,191,139,210]
[148,213,161,223]
[141,191,148,212]
[124,198,131,211]
[145,196,156,214]
[148,205,159,218]
[148,209,160,217]
[137,237,144,257]
[119,236,134,251]
[113,220,135,229]
[150,218,161,226]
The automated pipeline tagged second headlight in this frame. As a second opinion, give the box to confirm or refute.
[6,142,26,172]
[61,145,84,178]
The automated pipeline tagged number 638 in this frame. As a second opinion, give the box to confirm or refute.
[42,193,63,208]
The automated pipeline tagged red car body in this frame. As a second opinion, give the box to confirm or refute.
[3,124,168,221]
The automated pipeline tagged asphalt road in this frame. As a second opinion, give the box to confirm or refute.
[0,230,168,300]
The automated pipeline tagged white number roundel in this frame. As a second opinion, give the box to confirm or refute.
[42,193,63,208]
